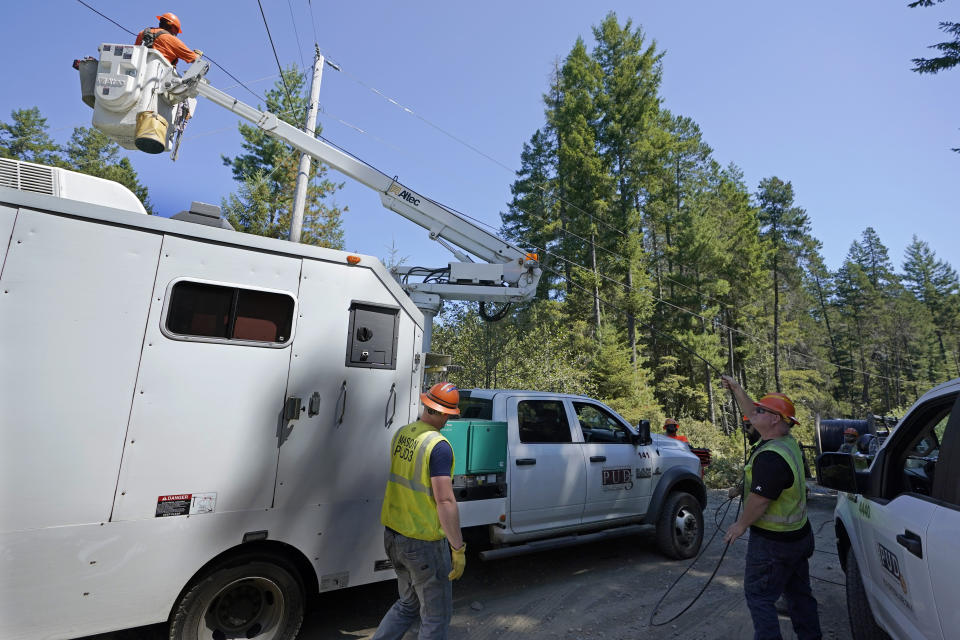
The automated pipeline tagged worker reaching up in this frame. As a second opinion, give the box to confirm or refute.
[720,375,822,640]
[135,13,201,66]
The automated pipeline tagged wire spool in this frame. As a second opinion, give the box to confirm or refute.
[814,415,870,455]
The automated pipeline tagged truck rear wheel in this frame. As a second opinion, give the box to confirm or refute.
[169,556,305,640]
[846,551,891,640]
[655,491,703,559]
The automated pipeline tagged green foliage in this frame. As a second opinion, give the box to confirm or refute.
[64,126,155,214]
[0,107,154,213]
[221,65,344,248]
[481,13,960,483]
[0,107,60,165]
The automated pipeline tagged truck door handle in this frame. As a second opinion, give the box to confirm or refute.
[334,380,347,427]
[590,455,607,462]
[896,530,923,559]
[516,458,536,466]
[384,383,397,429]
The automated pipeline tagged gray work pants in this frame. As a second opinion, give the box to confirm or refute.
[372,528,452,640]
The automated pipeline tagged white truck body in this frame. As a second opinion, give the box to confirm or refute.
[456,390,706,549]
[819,378,960,640]
[0,160,443,640]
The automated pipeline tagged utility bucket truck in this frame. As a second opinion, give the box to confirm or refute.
[1,43,705,640]
[0,43,539,640]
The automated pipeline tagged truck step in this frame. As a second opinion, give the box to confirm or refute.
[478,524,649,561]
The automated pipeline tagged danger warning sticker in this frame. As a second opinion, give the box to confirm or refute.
[155,492,217,517]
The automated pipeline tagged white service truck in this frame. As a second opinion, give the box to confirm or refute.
[0,40,697,640]
[453,389,706,561]
[816,378,960,640]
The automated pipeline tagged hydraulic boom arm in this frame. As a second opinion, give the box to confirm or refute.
[172,58,540,309]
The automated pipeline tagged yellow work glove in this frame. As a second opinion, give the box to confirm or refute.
[448,542,466,580]
[193,49,204,58]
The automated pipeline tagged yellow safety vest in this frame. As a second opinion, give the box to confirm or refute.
[745,435,807,532]
[381,421,455,541]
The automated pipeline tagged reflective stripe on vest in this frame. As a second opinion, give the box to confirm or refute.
[745,436,807,531]
[380,421,454,541]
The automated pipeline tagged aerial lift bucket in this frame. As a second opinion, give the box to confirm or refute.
[135,111,168,154]
[76,58,98,108]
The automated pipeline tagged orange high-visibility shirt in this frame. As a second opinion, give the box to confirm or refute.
[667,433,690,443]
[135,29,197,66]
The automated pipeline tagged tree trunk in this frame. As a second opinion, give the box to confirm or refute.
[591,232,601,336]
[772,251,782,393]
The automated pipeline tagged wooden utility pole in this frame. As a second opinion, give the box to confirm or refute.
[290,46,325,243]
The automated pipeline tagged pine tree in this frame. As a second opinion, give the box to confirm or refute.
[755,177,811,392]
[222,66,344,248]
[64,127,155,214]
[0,107,60,165]
[548,38,611,337]
[902,235,960,377]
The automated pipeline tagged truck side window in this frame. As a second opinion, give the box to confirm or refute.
[166,280,294,345]
[892,399,953,498]
[573,402,631,443]
[517,400,572,444]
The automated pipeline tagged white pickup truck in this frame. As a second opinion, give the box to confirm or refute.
[452,389,708,560]
[816,378,960,640]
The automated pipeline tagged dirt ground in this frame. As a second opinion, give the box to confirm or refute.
[82,485,851,640]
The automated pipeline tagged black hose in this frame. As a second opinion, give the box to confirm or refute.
[649,495,741,626]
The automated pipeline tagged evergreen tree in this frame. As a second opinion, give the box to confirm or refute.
[755,177,811,392]
[902,235,960,377]
[548,38,611,336]
[64,126,155,214]
[222,65,344,248]
[0,107,60,165]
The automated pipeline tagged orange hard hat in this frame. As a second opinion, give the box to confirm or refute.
[664,418,679,430]
[157,12,182,34]
[754,392,799,425]
[844,427,859,437]
[421,382,460,415]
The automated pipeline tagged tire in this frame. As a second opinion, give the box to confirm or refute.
[655,491,704,559]
[846,550,891,640]
[169,556,305,640]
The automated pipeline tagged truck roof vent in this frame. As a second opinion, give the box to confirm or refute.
[0,158,56,196]
[171,201,234,230]
[0,158,147,214]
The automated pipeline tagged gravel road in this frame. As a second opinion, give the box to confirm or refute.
[81,486,852,640]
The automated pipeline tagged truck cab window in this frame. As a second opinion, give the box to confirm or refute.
[458,392,492,420]
[573,402,631,443]
[895,403,951,498]
[517,400,571,444]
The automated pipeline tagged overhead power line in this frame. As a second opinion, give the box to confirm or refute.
[256,0,297,111]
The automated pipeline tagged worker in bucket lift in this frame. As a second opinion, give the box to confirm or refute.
[720,376,822,640]
[663,418,689,443]
[373,382,466,640]
[838,427,859,453]
[135,13,201,67]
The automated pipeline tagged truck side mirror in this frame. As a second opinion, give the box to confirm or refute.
[816,452,858,493]
[635,420,652,445]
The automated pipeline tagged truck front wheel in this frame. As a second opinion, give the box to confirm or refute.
[169,556,305,640]
[846,550,891,640]
[655,491,703,559]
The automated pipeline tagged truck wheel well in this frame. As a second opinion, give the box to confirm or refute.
[834,518,851,572]
[671,479,707,510]
[168,539,320,620]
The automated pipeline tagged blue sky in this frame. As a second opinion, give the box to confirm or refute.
[4,1,957,274]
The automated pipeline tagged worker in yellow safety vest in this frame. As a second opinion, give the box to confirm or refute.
[720,375,822,640]
[373,382,465,640]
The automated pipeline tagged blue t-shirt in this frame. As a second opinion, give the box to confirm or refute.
[429,440,453,478]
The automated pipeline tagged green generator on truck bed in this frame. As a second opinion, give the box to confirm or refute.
[442,420,508,501]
